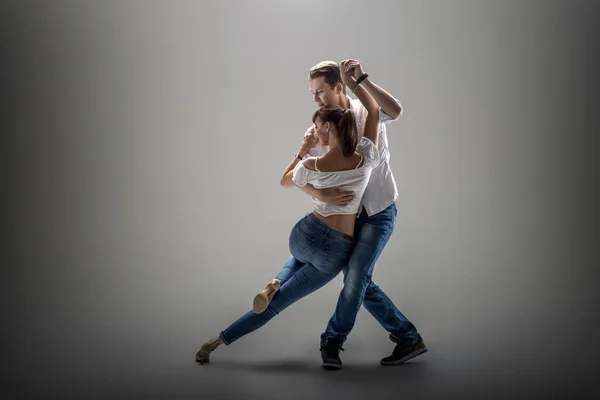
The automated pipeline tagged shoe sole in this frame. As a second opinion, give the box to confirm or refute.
[253,293,268,313]
[195,353,209,364]
[380,346,427,366]
[321,362,342,370]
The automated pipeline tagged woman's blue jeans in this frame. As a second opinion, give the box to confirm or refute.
[219,213,354,345]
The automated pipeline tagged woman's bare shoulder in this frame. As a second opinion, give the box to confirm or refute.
[302,157,317,171]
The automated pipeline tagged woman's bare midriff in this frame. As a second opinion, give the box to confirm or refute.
[312,211,356,238]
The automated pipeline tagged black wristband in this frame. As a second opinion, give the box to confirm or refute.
[355,73,369,85]
[295,152,303,160]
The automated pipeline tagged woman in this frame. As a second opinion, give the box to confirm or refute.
[196,63,380,364]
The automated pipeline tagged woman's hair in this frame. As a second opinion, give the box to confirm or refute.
[312,105,358,157]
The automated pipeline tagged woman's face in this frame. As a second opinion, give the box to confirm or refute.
[314,118,330,146]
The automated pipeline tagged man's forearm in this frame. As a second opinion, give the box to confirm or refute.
[280,156,303,187]
[361,77,403,119]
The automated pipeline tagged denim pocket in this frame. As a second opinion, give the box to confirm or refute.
[289,221,316,259]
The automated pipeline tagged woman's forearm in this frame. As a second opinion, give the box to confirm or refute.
[349,78,379,115]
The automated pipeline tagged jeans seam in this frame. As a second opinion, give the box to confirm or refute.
[370,287,411,334]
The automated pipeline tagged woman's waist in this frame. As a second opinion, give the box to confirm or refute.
[310,211,355,239]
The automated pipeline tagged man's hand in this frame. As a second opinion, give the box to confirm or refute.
[304,124,316,138]
[315,187,354,206]
[299,130,319,156]
[341,59,365,79]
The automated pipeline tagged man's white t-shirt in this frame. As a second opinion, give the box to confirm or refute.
[306,97,400,216]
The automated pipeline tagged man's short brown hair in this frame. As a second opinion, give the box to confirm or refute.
[308,61,345,90]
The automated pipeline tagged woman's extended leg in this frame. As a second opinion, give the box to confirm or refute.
[221,260,342,345]
[195,213,353,364]
[196,260,342,363]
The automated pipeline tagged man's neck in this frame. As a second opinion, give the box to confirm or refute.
[339,94,351,110]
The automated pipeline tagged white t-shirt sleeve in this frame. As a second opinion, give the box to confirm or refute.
[379,99,402,124]
[292,160,311,187]
[356,137,380,168]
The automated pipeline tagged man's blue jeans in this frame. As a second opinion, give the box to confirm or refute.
[320,203,419,343]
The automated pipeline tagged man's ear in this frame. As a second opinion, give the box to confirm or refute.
[335,82,343,94]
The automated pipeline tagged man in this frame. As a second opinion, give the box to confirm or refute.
[296,60,426,370]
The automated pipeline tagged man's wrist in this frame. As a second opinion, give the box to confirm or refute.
[352,77,371,93]
[355,72,369,86]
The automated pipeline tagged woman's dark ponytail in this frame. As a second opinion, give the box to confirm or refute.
[312,106,358,157]
[337,109,358,157]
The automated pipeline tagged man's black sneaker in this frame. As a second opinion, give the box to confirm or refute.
[320,337,345,370]
[380,334,427,366]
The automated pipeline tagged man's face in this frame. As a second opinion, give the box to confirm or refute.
[309,77,342,109]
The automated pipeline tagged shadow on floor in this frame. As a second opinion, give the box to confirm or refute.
[198,356,433,383]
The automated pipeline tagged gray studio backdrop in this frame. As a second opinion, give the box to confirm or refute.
[4,0,597,398]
